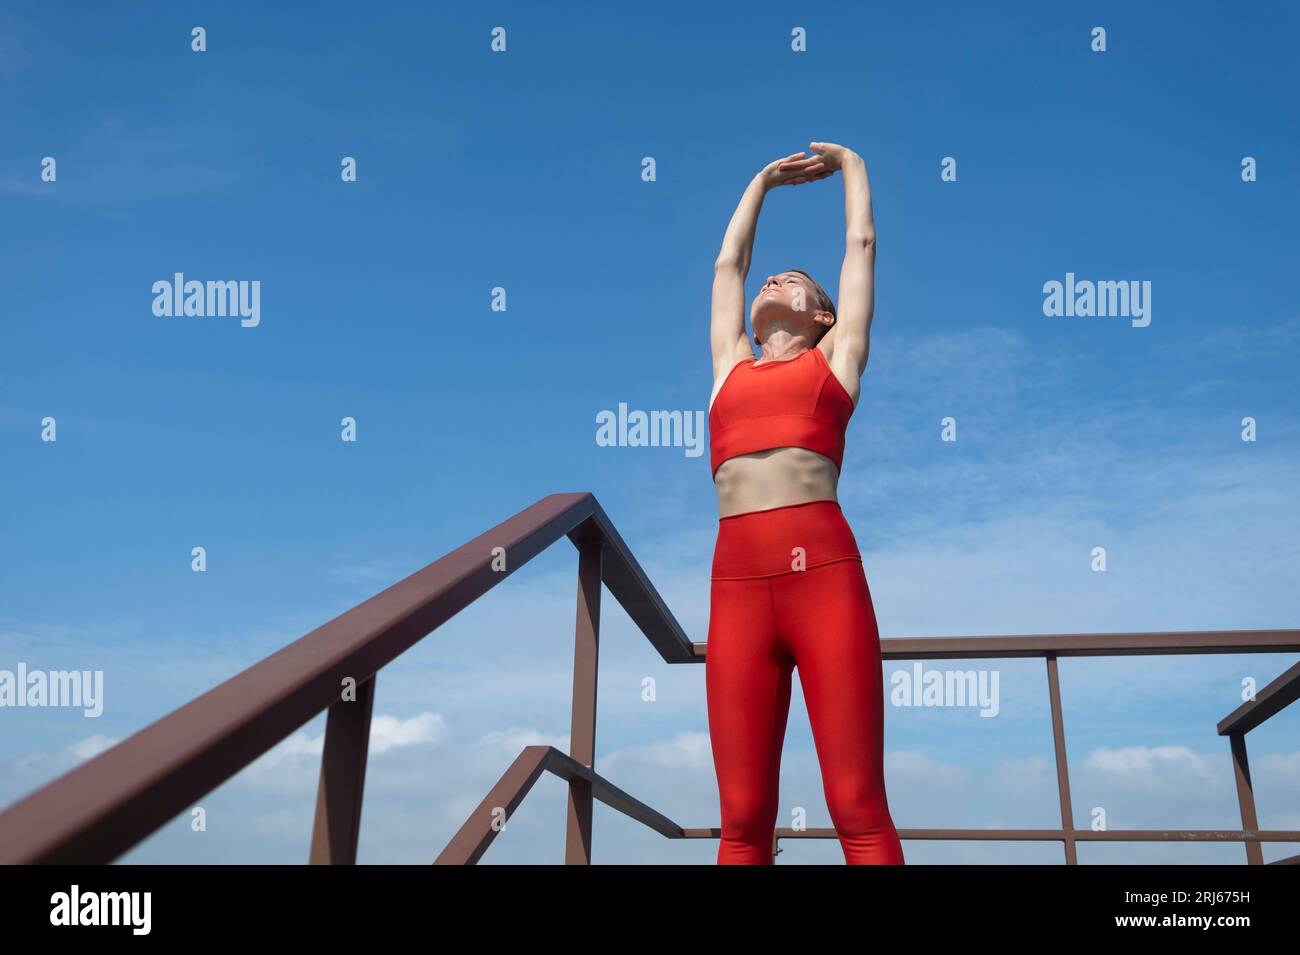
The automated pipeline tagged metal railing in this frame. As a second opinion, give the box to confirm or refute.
[0,493,690,864]
[0,492,1296,865]
[438,632,1300,864]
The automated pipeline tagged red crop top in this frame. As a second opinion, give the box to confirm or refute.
[708,346,855,478]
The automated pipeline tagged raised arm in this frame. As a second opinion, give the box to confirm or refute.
[831,147,875,382]
[711,152,819,380]
[789,143,876,386]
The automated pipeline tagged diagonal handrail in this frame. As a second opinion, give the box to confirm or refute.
[0,492,691,864]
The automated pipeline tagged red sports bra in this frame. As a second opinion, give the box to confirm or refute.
[709,346,855,478]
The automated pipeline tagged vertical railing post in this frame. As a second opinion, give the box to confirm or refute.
[1228,732,1264,865]
[1045,654,1078,864]
[309,674,376,864]
[565,537,603,864]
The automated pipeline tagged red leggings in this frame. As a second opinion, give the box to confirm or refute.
[706,499,905,865]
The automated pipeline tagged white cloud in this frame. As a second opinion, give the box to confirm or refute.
[242,711,447,780]
[1257,749,1300,783]
[884,748,972,788]
[1195,315,1300,358]
[636,730,713,771]
[472,726,569,757]
[70,734,120,760]
[370,713,447,754]
[1082,744,1217,789]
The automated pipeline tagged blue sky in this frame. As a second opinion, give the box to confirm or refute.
[2,0,1298,864]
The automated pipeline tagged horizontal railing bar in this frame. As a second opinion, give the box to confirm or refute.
[585,825,1300,845]
[764,828,1300,843]
[436,746,685,864]
[688,629,1300,661]
[0,493,692,864]
[1217,660,1300,736]
[443,760,1300,860]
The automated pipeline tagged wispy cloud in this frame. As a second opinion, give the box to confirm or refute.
[244,710,448,777]
[1195,315,1300,359]
[327,560,417,587]
[1082,744,1219,790]
[70,734,120,760]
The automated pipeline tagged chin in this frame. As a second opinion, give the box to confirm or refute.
[750,301,784,329]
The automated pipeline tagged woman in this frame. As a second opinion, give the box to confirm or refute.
[705,142,905,864]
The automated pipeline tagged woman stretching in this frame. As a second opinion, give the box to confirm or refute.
[706,142,904,865]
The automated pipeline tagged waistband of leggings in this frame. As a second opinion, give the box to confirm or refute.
[717,498,845,522]
[712,499,861,580]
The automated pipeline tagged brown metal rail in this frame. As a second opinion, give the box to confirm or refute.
[439,632,1300,864]
[0,492,692,864]
[1216,661,1300,865]
[0,492,1296,864]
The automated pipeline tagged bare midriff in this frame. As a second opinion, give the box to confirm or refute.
[713,447,840,518]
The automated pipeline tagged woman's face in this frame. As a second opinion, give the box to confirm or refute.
[751,271,827,343]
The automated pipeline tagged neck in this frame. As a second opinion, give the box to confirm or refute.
[756,330,815,361]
